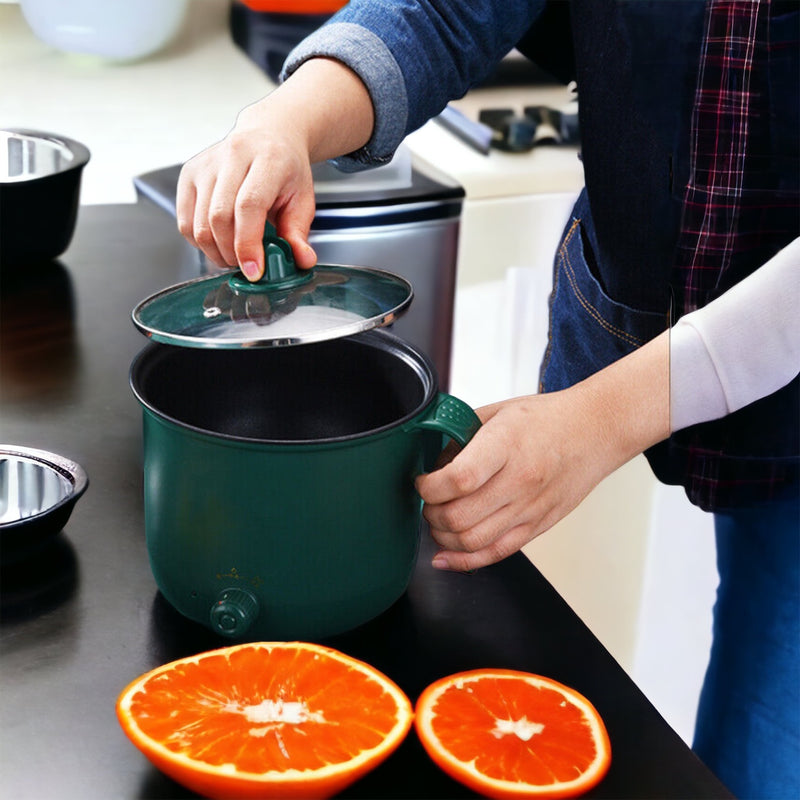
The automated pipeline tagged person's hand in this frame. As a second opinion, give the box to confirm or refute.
[176,58,375,280]
[416,390,615,572]
[177,100,318,280]
[416,331,670,572]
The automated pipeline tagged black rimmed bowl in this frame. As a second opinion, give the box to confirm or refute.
[0,129,90,269]
[0,445,89,563]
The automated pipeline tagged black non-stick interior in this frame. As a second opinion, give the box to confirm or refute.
[131,332,435,443]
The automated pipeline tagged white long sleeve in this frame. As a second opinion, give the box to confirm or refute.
[669,237,800,432]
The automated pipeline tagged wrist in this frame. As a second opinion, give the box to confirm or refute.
[240,58,373,164]
[575,330,671,470]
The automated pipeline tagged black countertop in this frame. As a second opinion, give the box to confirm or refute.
[0,201,733,799]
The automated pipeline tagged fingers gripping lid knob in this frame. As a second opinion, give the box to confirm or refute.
[263,221,296,283]
[210,588,259,637]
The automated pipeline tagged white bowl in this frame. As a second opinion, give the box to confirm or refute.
[20,0,189,61]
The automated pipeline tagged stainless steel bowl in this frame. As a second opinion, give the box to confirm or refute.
[0,129,90,268]
[1,129,88,182]
[0,445,88,562]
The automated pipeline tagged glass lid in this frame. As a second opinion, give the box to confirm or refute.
[132,223,413,348]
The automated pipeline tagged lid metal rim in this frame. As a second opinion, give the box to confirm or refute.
[134,303,412,349]
[131,263,414,348]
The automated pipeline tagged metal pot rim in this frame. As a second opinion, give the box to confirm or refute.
[129,329,439,447]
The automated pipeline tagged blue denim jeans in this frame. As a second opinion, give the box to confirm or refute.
[693,498,800,800]
[538,190,669,393]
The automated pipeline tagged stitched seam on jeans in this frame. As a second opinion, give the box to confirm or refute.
[560,221,645,347]
[538,223,564,392]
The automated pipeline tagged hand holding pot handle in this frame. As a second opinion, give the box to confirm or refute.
[417,336,670,573]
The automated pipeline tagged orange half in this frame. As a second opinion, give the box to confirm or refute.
[116,642,413,799]
[415,669,611,799]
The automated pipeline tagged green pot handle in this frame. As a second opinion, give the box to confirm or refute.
[409,392,481,447]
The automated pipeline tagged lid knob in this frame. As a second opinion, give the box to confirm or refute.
[228,221,312,292]
[262,220,296,283]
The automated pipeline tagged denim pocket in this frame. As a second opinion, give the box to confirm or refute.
[539,214,669,393]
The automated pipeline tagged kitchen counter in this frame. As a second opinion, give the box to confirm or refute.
[0,200,732,799]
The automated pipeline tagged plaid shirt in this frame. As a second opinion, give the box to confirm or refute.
[676,0,766,315]
[670,0,799,509]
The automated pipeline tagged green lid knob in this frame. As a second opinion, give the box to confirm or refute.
[262,219,296,283]
[228,220,312,292]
